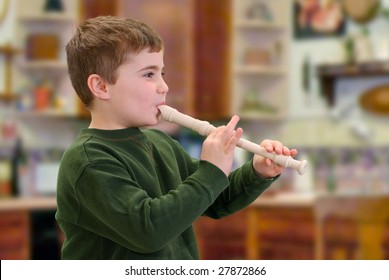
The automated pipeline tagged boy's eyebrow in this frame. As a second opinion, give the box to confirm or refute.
[137,65,165,72]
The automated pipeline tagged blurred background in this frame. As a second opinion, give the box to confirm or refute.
[1,0,389,260]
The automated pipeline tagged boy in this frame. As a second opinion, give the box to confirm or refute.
[55,16,297,259]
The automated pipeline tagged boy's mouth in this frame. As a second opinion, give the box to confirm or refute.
[157,102,166,112]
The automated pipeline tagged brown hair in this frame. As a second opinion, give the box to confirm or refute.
[66,16,164,107]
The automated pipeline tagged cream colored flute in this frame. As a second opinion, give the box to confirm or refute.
[158,105,308,175]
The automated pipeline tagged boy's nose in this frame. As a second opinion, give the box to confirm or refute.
[157,79,169,95]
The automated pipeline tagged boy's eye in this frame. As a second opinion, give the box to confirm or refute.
[144,72,154,78]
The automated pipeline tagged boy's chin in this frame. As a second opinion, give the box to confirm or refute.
[143,116,161,127]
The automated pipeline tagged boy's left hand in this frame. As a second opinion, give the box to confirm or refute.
[252,139,298,179]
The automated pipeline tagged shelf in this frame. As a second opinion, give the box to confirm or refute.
[0,45,21,56]
[235,20,285,31]
[234,65,285,75]
[18,13,77,23]
[0,93,20,102]
[317,60,389,106]
[15,109,86,119]
[317,61,389,77]
[0,197,57,211]
[19,60,68,71]
[239,111,285,121]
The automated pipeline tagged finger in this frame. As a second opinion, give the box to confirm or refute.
[289,148,298,157]
[263,140,283,154]
[226,115,240,132]
[235,127,243,140]
[282,147,298,157]
[282,146,291,156]
[265,158,273,166]
[219,115,240,142]
[273,141,284,154]
[261,140,274,153]
[225,127,243,151]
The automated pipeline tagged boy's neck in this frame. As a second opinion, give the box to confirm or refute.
[88,113,129,130]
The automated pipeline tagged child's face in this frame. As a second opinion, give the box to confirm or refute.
[106,49,168,128]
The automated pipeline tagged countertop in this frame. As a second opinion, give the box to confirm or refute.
[1,192,388,211]
[251,191,389,207]
[0,196,57,211]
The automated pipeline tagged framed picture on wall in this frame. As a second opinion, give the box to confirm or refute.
[293,0,346,39]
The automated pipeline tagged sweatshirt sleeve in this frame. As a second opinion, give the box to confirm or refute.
[66,157,230,254]
[163,131,279,220]
[203,159,279,219]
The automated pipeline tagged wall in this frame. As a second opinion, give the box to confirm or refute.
[283,0,389,149]
[289,0,389,118]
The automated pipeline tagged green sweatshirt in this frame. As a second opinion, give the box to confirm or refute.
[55,127,277,259]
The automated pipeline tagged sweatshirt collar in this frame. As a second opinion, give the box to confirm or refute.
[79,127,144,140]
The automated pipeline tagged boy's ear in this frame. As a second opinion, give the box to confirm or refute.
[87,74,110,100]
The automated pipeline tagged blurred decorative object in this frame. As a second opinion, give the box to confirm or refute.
[271,40,283,64]
[324,150,338,193]
[343,36,355,64]
[245,1,273,22]
[352,33,372,63]
[26,34,59,60]
[243,48,271,65]
[34,80,52,110]
[1,116,18,143]
[44,0,63,12]
[240,88,277,114]
[344,29,373,64]
[294,0,346,39]
[0,0,9,23]
[359,84,389,116]
[0,44,20,102]
[341,0,380,24]
[302,54,311,99]
[0,159,12,197]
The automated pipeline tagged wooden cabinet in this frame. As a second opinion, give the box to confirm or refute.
[0,198,59,260]
[118,0,195,116]
[119,0,232,121]
[246,204,315,260]
[194,203,315,260]
[315,196,389,260]
[0,210,30,259]
[194,209,248,260]
[195,196,389,260]
[193,0,232,120]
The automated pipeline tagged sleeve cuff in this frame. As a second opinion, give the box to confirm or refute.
[241,159,280,191]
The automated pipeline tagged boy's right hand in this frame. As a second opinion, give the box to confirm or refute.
[200,116,243,176]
